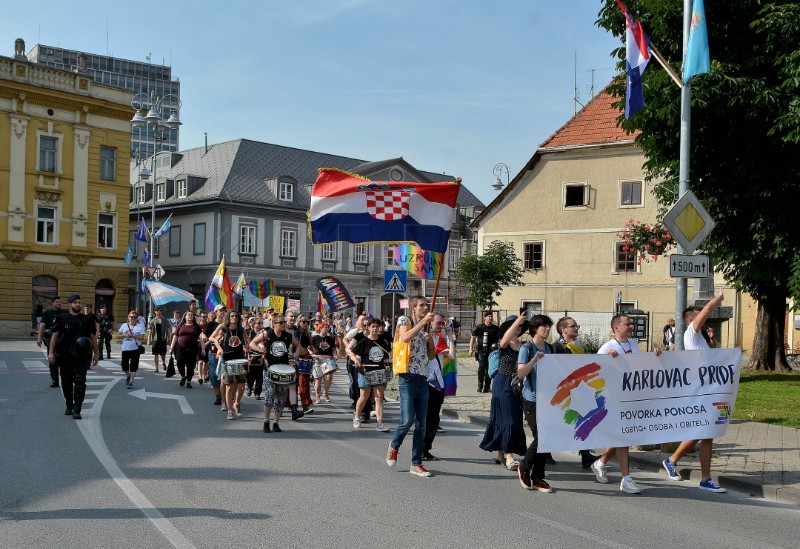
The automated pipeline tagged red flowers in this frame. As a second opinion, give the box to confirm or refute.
[617,220,675,264]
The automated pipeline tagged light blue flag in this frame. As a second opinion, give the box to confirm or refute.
[684,0,710,81]
[124,245,133,265]
[153,214,172,239]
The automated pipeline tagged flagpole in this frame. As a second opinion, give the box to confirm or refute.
[431,177,461,314]
[649,43,683,89]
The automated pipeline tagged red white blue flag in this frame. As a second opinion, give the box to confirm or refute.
[616,0,651,118]
[309,168,459,254]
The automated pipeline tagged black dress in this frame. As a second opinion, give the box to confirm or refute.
[479,344,527,455]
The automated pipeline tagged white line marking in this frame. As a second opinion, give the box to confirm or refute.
[77,377,197,549]
[0,360,7,369]
[23,360,49,370]
[85,390,104,395]
[82,399,97,404]
[516,510,635,549]
[128,389,194,414]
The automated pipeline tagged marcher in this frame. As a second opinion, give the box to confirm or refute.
[210,310,250,420]
[97,304,115,360]
[118,310,146,389]
[47,294,98,419]
[294,314,315,414]
[348,318,391,432]
[245,318,264,399]
[662,290,728,493]
[311,322,337,403]
[423,312,457,461]
[592,313,662,494]
[387,296,435,477]
[663,318,676,351]
[469,311,499,393]
[204,306,225,407]
[148,306,170,373]
[37,296,64,388]
[170,311,201,388]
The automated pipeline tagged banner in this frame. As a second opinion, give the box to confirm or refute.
[268,295,285,313]
[393,243,444,280]
[243,286,265,308]
[315,276,355,312]
[536,348,742,452]
[287,298,300,311]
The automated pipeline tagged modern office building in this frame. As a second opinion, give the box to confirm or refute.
[27,43,180,158]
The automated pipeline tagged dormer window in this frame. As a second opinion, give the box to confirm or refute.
[279,181,294,202]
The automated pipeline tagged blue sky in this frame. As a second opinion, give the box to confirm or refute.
[3,0,621,205]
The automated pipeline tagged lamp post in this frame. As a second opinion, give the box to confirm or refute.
[492,162,510,191]
[130,92,181,319]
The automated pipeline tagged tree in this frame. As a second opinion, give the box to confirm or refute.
[455,241,524,311]
[596,1,800,371]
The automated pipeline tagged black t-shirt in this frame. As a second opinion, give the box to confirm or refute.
[221,325,246,361]
[41,309,63,329]
[473,323,499,351]
[312,334,335,357]
[97,313,114,333]
[352,337,390,370]
[263,329,294,366]
[204,320,220,353]
[52,312,96,355]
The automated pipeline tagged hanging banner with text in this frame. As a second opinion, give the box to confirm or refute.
[315,276,355,312]
[535,348,742,453]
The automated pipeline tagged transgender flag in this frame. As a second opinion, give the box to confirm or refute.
[616,0,651,118]
[309,168,459,254]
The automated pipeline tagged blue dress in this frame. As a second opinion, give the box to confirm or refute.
[479,345,527,455]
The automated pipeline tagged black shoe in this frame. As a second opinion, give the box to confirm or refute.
[64,406,73,415]
[186,382,192,388]
[98,355,103,361]
[422,452,439,462]
[204,376,210,382]
[72,410,82,420]
[50,380,60,388]
[263,421,271,433]
[482,387,491,393]
[180,378,186,387]
[213,396,222,406]
[198,378,203,385]
[580,451,600,469]
[291,406,304,421]
[478,387,484,393]
[545,455,556,465]
[272,422,282,432]
[246,388,252,396]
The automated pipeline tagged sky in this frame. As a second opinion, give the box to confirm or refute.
[2,0,621,206]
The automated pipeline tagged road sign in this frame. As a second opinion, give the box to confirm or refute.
[669,254,710,278]
[384,269,407,293]
[662,190,716,254]
[154,264,165,280]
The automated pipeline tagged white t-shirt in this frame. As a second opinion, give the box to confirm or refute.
[598,338,641,355]
[684,321,709,350]
[119,322,145,352]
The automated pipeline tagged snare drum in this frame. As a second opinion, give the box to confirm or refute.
[296,357,314,376]
[320,357,339,375]
[266,364,296,385]
[363,368,390,386]
[223,359,248,376]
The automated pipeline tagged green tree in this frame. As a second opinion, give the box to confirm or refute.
[455,240,524,310]
[596,1,800,371]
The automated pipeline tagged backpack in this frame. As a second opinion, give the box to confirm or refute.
[488,348,500,379]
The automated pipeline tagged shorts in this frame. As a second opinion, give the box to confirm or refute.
[223,373,247,384]
[152,340,167,356]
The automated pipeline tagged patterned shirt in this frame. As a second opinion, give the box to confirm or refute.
[396,315,428,377]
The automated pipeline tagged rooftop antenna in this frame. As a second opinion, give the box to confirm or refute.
[573,52,584,114]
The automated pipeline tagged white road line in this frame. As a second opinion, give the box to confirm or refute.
[85,390,104,395]
[0,360,7,369]
[516,510,636,549]
[82,399,97,404]
[76,377,197,549]
[23,360,49,370]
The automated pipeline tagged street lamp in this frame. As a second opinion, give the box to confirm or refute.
[492,162,510,191]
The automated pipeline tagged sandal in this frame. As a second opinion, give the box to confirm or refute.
[506,460,520,471]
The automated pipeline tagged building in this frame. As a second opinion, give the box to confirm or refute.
[27,43,180,158]
[472,88,754,351]
[0,39,134,335]
[128,139,483,320]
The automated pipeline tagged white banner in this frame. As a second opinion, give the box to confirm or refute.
[535,348,742,452]
[243,287,266,308]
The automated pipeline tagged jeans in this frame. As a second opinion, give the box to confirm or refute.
[391,374,429,465]
[208,353,221,388]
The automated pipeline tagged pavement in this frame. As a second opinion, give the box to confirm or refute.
[439,356,800,506]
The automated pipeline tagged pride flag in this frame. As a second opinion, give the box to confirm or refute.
[393,243,443,280]
[205,256,234,310]
[248,280,268,300]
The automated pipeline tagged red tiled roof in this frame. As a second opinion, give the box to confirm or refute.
[539,87,638,148]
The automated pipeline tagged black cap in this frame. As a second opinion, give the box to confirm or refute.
[51,295,61,303]
[67,294,81,303]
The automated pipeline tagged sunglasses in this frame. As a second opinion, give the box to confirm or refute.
[273,321,286,324]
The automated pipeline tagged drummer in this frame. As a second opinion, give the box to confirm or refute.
[311,321,337,403]
[245,317,264,399]
[249,314,302,433]
[347,318,391,432]
[209,310,250,420]
[294,315,316,415]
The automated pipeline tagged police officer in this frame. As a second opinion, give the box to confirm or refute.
[469,311,499,393]
[48,294,99,419]
[37,296,64,388]
[97,304,115,360]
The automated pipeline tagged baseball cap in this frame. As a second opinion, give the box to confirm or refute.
[51,295,62,303]
[214,304,225,312]
[67,294,81,303]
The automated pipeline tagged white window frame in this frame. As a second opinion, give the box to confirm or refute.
[613,241,639,274]
[619,179,644,208]
[278,181,294,202]
[562,182,589,209]
[321,243,337,261]
[521,300,543,317]
[281,228,297,258]
[135,185,146,205]
[353,243,368,264]
[522,241,544,270]
[100,146,116,181]
[37,134,61,173]
[239,224,256,255]
[36,204,58,245]
[177,179,188,198]
[152,237,159,257]
[386,245,398,267]
[97,212,116,250]
[156,181,166,202]
[449,246,462,271]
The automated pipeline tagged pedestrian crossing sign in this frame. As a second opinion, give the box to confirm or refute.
[384,269,407,293]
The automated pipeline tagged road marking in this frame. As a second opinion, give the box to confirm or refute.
[0,360,6,369]
[516,510,636,549]
[128,388,194,414]
[77,377,197,549]
[23,360,49,370]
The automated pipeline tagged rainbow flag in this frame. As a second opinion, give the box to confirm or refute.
[267,279,275,297]
[441,357,457,397]
[205,257,234,310]
[248,281,268,300]
[393,243,444,280]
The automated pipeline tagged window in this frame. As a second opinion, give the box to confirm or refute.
[135,185,145,205]
[100,146,116,181]
[152,238,159,257]
[281,228,297,257]
[322,243,337,261]
[156,182,166,202]
[169,225,181,256]
[353,243,368,264]
[615,242,637,272]
[177,179,187,198]
[240,224,256,255]
[523,242,544,270]
[449,246,462,270]
[36,206,56,244]
[39,136,57,172]
[522,301,543,317]
[386,245,398,267]
[620,180,643,206]
[97,213,115,249]
[564,183,589,207]
[279,182,293,202]
[193,223,206,255]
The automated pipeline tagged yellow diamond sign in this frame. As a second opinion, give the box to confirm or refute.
[662,190,715,254]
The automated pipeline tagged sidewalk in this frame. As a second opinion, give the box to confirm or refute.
[442,356,800,506]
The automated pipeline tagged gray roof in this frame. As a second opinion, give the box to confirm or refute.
[130,138,484,211]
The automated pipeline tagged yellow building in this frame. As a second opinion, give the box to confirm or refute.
[473,90,755,351]
[0,40,133,335]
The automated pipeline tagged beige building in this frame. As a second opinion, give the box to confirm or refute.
[0,39,133,335]
[473,89,756,351]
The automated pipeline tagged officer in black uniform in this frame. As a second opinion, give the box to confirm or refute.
[48,294,99,419]
[97,304,115,360]
[37,296,65,388]
[469,311,499,393]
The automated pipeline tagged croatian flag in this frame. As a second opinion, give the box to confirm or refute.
[309,168,459,254]
[616,0,651,118]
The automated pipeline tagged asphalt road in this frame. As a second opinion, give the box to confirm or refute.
[1,340,797,548]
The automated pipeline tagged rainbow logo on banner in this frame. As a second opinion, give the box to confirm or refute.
[713,401,732,424]
[550,362,608,441]
[393,243,443,280]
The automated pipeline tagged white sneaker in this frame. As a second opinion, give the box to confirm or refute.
[620,477,642,494]
[370,410,377,418]
[353,416,361,428]
[591,459,609,484]
[377,422,390,432]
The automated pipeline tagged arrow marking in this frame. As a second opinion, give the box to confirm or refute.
[129,388,194,414]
